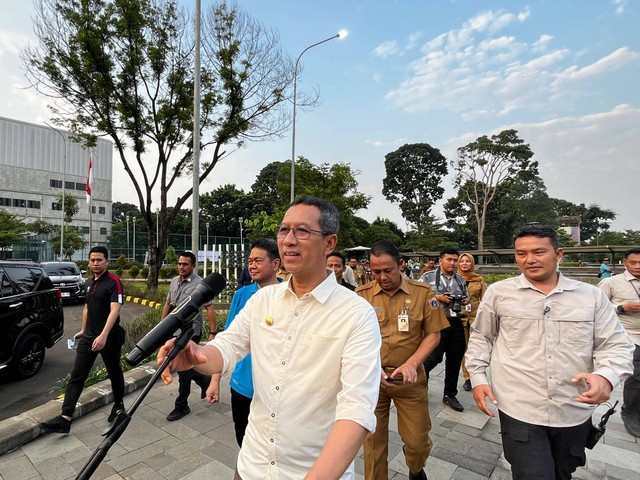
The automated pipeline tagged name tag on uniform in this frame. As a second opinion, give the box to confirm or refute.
[398,306,409,332]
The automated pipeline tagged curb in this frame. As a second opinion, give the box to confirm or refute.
[0,362,157,456]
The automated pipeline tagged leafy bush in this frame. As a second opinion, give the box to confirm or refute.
[140,267,149,279]
[116,267,123,277]
[116,254,127,269]
[160,265,177,279]
[129,265,140,279]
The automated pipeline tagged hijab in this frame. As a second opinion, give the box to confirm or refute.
[457,253,483,282]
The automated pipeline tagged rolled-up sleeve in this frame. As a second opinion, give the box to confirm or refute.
[335,307,381,432]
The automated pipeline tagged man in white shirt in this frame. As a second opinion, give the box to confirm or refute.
[599,247,640,437]
[158,196,381,480]
[466,224,633,479]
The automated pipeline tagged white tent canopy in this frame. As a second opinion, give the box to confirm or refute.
[345,246,370,251]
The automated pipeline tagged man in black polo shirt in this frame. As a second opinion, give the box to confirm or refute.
[41,246,125,434]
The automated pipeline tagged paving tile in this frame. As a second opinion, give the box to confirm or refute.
[452,466,491,480]
[179,459,235,479]
[34,454,77,480]
[156,450,212,478]
[587,442,640,472]
[605,463,640,480]
[0,455,40,480]
[431,446,494,477]
[425,455,457,479]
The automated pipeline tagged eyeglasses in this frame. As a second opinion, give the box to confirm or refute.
[276,226,332,240]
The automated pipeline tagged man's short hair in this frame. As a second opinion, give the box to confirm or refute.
[370,240,401,263]
[327,252,346,267]
[514,224,559,250]
[290,196,339,235]
[178,251,197,265]
[251,238,280,261]
[439,246,460,258]
[625,248,640,259]
[89,245,109,259]
[349,256,358,262]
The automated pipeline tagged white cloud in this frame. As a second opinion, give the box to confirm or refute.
[372,40,399,58]
[553,47,640,85]
[406,32,423,50]
[611,0,628,15]
[385,7,639,122]
[365,138,406,148]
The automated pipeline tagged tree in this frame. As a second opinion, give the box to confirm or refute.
[382,143,448,231]
[24,0,300,289]
[363,217,404,247]
[453,129,536,251]
[0,210,28,257]
[111,202,139,224]
[56,193,79,224]
[51,226,86,260]
[200,184,252,238]
[551,199,616,244]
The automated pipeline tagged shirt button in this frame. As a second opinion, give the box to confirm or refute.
[295,312,299,316]
[288,336,292,340]
[270,438,274,442]
[271,461,275,465]
[282,361,286,365]
[271,413,275,417]
[275,386,280,390]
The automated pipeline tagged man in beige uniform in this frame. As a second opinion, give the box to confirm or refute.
[357,240,448,480]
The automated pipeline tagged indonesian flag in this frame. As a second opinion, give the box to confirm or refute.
[86,152,94,204]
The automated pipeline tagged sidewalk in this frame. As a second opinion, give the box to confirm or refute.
[1,362,638,480]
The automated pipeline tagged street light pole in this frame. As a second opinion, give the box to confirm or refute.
[126,215,130,260]
[239,217,244,262]
[44,122,67,259]
[290,31,347,203]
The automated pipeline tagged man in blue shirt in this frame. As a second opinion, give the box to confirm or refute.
[206,238,281,446]
[600,258,613,279]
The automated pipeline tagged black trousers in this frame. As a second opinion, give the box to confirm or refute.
[62,326,125,417]
[230,387,252,447]
[175,334,211,408]
[499,410,591,480]
[423,317,466,397]
[622,344,640,431]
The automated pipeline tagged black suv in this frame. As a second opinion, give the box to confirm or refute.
[41,261,86,303]
[0,261,64,379]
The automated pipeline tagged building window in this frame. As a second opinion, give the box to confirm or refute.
[98,206,106,215]
[91,206,96,214]
[50,179,62,188]
[12,199,26,208]
[0,198,11,207]
[75,182,86,191]
[81,226,90,234]
[27,200,41,209]
[52,202,62,211]
[65,181,75,190]
[100,227,107,235]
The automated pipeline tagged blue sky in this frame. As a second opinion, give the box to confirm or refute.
[1,1,638,233]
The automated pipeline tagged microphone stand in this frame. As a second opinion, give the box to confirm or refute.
[75,326,195,480]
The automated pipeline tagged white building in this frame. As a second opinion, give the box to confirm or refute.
[0,116,113,258]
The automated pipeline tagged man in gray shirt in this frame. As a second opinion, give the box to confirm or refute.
[599,247,640,437]
[466,225,633,478]
[162,251,216,421]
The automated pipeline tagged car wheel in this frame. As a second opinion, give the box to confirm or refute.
[12,333,46,379]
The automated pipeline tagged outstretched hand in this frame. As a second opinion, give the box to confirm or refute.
[572,373,613,404]
[157,338,210,385]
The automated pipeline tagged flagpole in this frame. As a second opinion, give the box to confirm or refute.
[87,151,94,250]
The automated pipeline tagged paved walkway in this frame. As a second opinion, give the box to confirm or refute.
[0,362,638,480]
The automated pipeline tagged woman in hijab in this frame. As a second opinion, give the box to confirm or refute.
[458,253,487,392]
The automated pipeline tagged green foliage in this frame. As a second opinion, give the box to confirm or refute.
[383,143,448,231]
[245,211,279,241]
[25,0,298,291]
[55,193,79,224]
[452,129,537,250]
[160,266,177,279]
[164,245,178,264]
[51,226,86,260]
[116,254,127,269]
[0,209,28,251]
[551,199,616,244]
[140,266,149,279]
[129,265,140,279]
[28,219,56,235]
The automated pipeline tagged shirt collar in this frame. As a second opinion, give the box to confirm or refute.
[180,271,198,283]
[281,270,338,304]
[371,275,412,297]
[515,272,579,293]
[623,270,640,282]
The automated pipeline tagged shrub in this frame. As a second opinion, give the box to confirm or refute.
[129,265,140,279]
[160,265,177,279]
[140,267,149,279]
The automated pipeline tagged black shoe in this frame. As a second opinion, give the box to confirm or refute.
[40,416,71,434]
[463,379,472,391]
[409,469,427,480]
[201,387,207,399]
[166,406,191,422]
[621,410,640,438]
[108,403,124,423]
[443,395,464,412]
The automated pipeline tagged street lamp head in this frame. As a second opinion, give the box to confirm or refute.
[338,29,348,39]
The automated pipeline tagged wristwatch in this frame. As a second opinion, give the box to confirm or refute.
[617,305,625,314]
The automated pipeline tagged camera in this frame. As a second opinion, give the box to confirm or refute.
[446,293,467,318]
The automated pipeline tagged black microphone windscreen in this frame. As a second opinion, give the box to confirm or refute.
[202,272,227,295]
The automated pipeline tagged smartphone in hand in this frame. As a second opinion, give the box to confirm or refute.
[67,338,77,350]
